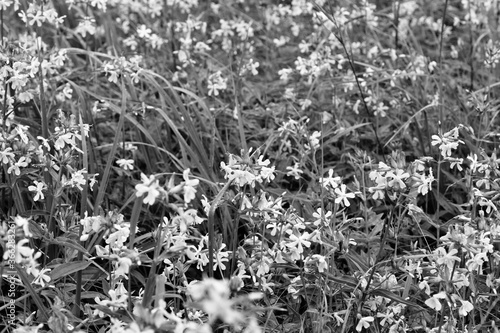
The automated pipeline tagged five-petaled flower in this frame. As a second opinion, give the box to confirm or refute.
[356,315,374,332]
[286,230,311,254]
[386,169,410,189]
[320,168,341,189]
[334,184,355,207]
[7,156,29,176]
[28,180,46,201]
[116,159,134,171]
[135,173,161,205]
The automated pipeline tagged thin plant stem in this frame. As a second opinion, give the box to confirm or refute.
[0,8,3,46]
[393,0,401,49]
[313,2,385,158]
[35,6,56,262]
[207,180,232,277]
[438,0,449,127]
[467,0,474,90]
[435,0,449,245]
[74,115,89,317]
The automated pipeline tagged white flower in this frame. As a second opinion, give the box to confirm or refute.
[182,168,199,203]
[114,257,132,278]
[285,231,311,254]
[448,157,463,171]
[15,215,32,237]
[434,247,460,269]
[415,169,434,195]
[286,163,303,180]
[136,24,152,39]
[356,316,374,331]
[0,0,12,11]
[54,131,76,151]
[18,91,34,103]
[458,300,473,316]
[33,268,51,287]
[75,16,96,37]
[80,215,104,241]
[425,291,447,311]
[116,159,134,171]
[106,225,130,249]
[312,208,332,226]
[7,156,29,176]
[188,278,243,325]
[240,58,259,76]
[94,286,128,312]
[220,157,256,187]
[259,165,275,182]
[319,169,341,189]
[7,239,34,263]
[28,180,46,201]
[201,195,211,215]
[334,184,355,207]
[135,173,161,205]
[27,10,45,27]
[307,131,321,150]
[0,147,14,164]
[68,169,87,191]
[278,68,293,81]
[207,71,227,96]
[386,169,410,189]
[15,124,30,144]
[431,128,463,158]
[310,254,328,272]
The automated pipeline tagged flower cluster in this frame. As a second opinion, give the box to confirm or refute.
[102,55,143,84]
[1,216,51,287]
[207,71,228,96]
[135,169,200,205]
[431,126,464,159]
[220,151,275,188]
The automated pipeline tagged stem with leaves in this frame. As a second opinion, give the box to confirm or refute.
[207,180,232,277]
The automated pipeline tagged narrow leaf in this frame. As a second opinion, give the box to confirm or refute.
[50,261,91,281]
[371,289,425,310]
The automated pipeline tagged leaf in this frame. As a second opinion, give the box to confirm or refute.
[50,261,91,281]
[371,289,425,310]
[92,305,130,321]
[93,80,127,212]
[343,251,370,273]
[384,103,435,148]
[80,291,107,299]
[16,264,50,321]
[323,272,359,289]
[49,236,89,255]
[326,122,372,144]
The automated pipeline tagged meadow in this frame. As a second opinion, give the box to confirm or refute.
[1,0,500,332]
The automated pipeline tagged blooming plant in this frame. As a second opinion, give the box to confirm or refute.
[2,0,500,332]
